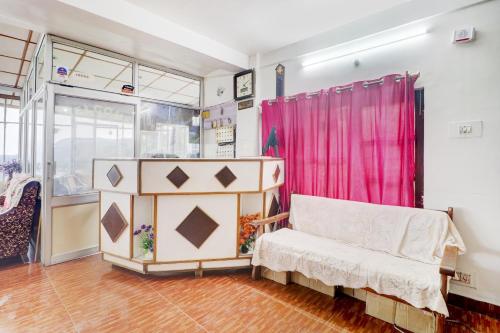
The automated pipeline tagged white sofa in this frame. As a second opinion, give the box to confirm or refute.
[251,194,465,332]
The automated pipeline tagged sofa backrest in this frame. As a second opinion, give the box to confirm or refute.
[289,194,465,265]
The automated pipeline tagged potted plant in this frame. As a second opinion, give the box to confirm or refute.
[0,160,22,180]
[133,224,154,260]
[239,213,260,254]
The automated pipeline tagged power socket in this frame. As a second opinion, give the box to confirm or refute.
[448,120,482,138]
[451,270,476,288]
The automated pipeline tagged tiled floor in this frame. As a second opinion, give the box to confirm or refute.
[0,255,498,332]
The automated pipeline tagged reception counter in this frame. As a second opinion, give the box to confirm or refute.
[92,157,284,274]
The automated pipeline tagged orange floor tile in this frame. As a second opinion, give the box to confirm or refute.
[0,254,498,332]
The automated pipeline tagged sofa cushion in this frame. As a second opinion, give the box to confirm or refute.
[0,174,36,214]
[252,228,449,316]
[289,194,465,265]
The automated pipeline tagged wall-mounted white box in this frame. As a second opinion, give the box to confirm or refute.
[448,120,483,138]
[452,27,475,43]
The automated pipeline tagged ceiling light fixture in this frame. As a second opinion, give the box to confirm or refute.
[302,27,429,68]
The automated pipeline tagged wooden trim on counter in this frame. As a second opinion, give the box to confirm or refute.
[262,191,267,218]
[98,192,101,252]
[258,160,263,192]
[101,251,132,261]
[153,195,158,263]
[129,195,134,259]
[93,188,138,195]
[236,193,241,258]
[151,256,248,265]
[262,182,285,192]
[140,190,263,196]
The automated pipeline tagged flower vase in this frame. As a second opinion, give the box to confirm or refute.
[143,249,153,260]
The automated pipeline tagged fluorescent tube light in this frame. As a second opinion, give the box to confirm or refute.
[302,27,428,68]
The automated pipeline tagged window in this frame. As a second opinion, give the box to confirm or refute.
[36,40,46,91]
[140,101,200,158]
[27,68,35,101]
[52,43,133,94]
[53,95,135,196]
[25,105,33,174]
[138,65,200,107]
[0,98,20,163]
[34,96,44,178]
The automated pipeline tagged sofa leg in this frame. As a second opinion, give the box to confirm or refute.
[436,314,445,333]
[285,271,291,285]
[252,265,261,280]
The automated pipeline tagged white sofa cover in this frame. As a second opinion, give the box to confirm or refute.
[252,195,466,316]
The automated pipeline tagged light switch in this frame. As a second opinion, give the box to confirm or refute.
[448,120,483,138]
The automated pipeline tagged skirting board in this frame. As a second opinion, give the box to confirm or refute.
[448,293,500,320]
[50,246,99,265]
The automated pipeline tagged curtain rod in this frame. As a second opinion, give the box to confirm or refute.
[263,72,419,105]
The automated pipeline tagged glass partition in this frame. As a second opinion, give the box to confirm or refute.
[140,101,200,158]
[36,40,46,90]
[34,96,44,178]
[52,43,133,94]
[138,65,200,107]
[0,99,20,163]
[53,95,135,196]
[27,69,35,101]
[25,105,34,174]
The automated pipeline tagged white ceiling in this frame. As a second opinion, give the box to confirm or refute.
[125,0,409,54]
[0,21,40,90]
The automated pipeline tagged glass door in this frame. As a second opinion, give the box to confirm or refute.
[52,95,135,196]
[42,84,139,265]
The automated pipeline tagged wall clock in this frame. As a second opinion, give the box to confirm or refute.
[234,69,255,101]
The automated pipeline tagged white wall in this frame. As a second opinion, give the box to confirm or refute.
[203,71,233,157]
[204,66,260,157]
[253,1,499,305]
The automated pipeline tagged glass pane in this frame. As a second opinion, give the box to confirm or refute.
[19,113,25,168]
[53,95,135,196]
[52,43,133,94]
[140,101,200,158]
[34,96,44,177]
[0,126,4,163]
[27,69,35,101]
[0,98,5,122]
[36,40,46,90]
[5,123,19,162]
[5,101,20,163]
[26,107,33,174]
[6,101,20,122]
[138,65,200,107]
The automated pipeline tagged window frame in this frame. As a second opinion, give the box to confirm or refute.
[138,98,201,158]
[0,98,21,166]
[137,62,202,108]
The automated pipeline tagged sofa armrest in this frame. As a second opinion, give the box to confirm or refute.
[440,245,458,276]
[251,212,289,227]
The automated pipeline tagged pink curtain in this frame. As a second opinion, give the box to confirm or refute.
[262,73,416,212]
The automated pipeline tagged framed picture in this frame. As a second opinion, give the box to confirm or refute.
[234,69,255,101]
[238,99,254,110]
